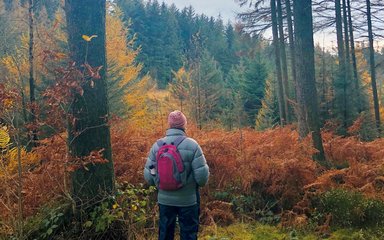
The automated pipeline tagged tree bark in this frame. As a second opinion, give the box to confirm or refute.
[271,0,286,125]
[28,0,38,146]
[293,0,326,164]
[347,0,361,113]
[276,0,290,123]
[366,0,381,134]
[65,0,115,205]
[342,0,353,122]
[286,0,307,133]
[335,0,348,131]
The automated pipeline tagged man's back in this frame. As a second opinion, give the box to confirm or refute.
[144,128,209,207]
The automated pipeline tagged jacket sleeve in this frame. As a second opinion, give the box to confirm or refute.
[144,143,157,186]
[191,144,209,187]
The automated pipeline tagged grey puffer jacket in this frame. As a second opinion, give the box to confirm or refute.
[144,128,209,207]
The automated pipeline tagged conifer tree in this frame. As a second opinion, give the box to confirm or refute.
[106,6,144,117]
[241,57,268,126]
[190,50,225,127]
[255,75,279,130]
[224,60,248,129]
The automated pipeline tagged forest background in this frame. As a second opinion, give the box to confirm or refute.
[1,0,384,239]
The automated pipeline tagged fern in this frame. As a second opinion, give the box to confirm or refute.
[0,128,10,149]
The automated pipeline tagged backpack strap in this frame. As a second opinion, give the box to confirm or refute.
[173,136,186,148]
[156,136,186,148]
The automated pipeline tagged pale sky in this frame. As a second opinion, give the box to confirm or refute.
[161,0,243,23]
[159,0,383,50]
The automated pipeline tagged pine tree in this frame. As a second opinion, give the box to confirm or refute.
[190,50,225,127]
[224,60,248,129]
[241,57,268,126]
[169,67,192,112]
[255,75,279,130]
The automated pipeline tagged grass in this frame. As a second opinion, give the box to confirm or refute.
[199,222,384,240]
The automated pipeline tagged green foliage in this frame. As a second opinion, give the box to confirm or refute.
[330,228,384,239]
[85,197,119,233]
[319,189,384,228]
[201,222,384,240]
[223,60,248,129]
[187,50,226,127]
[39,211,64,239]
[213,188,279,224]
[83,183,157,234]
[22,202,71,240]
[241,57,268,126]
[202,223,295,240]
[116,0,244,88]
[223,57,269,129]
[255,75,279,130]
[18,184,157,239]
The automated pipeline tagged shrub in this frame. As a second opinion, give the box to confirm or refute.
[318,189,384,228]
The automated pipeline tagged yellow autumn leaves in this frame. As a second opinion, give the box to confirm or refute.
[82,35,98,42]
[0,128,39,178]
[0,127,10,148]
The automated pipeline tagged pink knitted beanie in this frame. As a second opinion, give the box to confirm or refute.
[168,110,187,129]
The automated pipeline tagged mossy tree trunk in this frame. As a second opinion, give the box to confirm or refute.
[65,0,115,206]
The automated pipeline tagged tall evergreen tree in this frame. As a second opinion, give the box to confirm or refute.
[241,57,268,126]
[190,50,225,127]
[255,75,279,130]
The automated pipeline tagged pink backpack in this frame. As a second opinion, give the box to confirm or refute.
[155,136,186,191]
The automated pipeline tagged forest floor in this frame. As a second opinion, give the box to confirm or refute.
[198,222,384,240]
[138,222,384,240]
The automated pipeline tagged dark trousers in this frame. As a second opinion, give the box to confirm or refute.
[158,204,199,240]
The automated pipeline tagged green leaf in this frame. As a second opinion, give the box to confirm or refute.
[84,221,93,228]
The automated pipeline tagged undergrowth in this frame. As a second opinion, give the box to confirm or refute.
[1,121,384,238]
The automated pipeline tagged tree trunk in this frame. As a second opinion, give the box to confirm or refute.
[65,0,115,205]
[286,0,307,132]
[347,0,361,113]
[321,44,327,118]
[271,0,286,125]
[277,0,290,123]
[197,63,202,129]
[366,0,381,134]
[293,0,326,164]
[285,0,297,94]
[342,0,354,122]
[335,0,348,131]
[28,0,38,146]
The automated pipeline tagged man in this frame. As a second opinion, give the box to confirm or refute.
[144,110,209,240]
